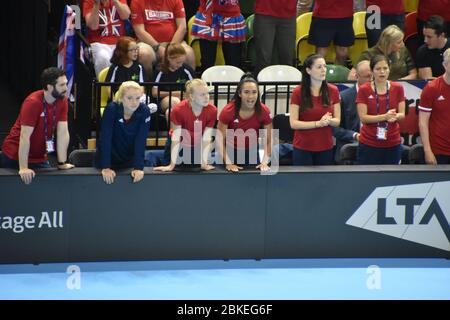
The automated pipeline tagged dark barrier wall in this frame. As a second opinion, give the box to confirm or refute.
[0,166,449,264]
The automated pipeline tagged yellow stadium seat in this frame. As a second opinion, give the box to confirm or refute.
[353,11,367,38]
[348,39,368,67]
[97,67,110,116]
[403,0,419,13]
[187,15,225,68]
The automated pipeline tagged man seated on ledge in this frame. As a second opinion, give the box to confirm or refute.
[1,67,74,184]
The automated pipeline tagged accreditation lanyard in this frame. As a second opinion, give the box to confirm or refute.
[43,98,57,142]
[374,81,389,128]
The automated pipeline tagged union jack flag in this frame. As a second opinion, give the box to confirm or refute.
[99,6,122,37]
[57,5,76,97]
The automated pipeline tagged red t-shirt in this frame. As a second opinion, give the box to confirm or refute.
[418,76,450,156]
[2,90,68,163]
[418,0,450,21]
[356,81,405,148]
[219,101,272,149]
[254,0,298,19]
[82,0,127,45]
[198,0,241,17]
[366,0,404,15]
[171,99,217,147]
[131,0,186,43]
[312,0,353,19]
[290,84,340,151]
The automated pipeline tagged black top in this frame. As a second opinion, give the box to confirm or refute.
[416,38,450,77]
[105,61,147,84]
[152,64,195,94]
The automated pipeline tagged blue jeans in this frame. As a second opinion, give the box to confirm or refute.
[1,153,51,169]
[357,143,402,165]
[292,148,334,166]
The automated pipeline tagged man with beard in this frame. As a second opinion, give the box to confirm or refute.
[1,67,74,184]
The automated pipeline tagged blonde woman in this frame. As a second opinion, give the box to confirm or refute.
[350,25,417,80]
[96,81,151,184]
[154,79,217,172]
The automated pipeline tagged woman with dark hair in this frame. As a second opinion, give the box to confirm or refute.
[356,54,405,164]
[290,54,341,165]
[217,73,272,172]
[105,36,146,85]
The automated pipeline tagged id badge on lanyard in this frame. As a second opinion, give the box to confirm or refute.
[375,82,389,141]
[43,98,57,154]
[376,126,387,140]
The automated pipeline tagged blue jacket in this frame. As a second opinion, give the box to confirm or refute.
[333,86,360,163]
[97,102,151,169]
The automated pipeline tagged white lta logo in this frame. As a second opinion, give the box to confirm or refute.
[346,181,450,251]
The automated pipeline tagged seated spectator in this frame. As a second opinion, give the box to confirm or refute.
[417,16,450,80]
[417,0,450,45]
[191,0,246,72]
[333,60,372,163]
[350,25,417,80]
[356,55,405,165]
[83,0,131,77]
[95,81,151,184]
[308,0,354,66]
[130,0,196,78]
[105,36,146,87]
[418,48,450,165]
[289,54,341,166]
[217,73,272,172]
[152,43,195,119]
[153,79,217,172]
[365,0,405,47]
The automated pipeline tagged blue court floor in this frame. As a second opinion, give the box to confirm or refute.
[0,259,449,300]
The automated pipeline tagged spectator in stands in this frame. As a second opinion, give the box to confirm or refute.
[333,60,372,163]
[103,36,158,114]
[130,0,195,78]
[351,25,417,80]
[217,73,272,172]
[365,0,405,47]
[418,48,450,164]
[356,54,405,164]
[416,16,450,80]
[1,68,74,184]
[308,0,354,66]
[105,36,146,87]
[289,54,341,165]
[153,79,217,172]
[417,0,450,45]
[95,81,151,184]
[253,0,298,76]
[191,0,246,72]
[152,43,195,119]
[83,0,131,77]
